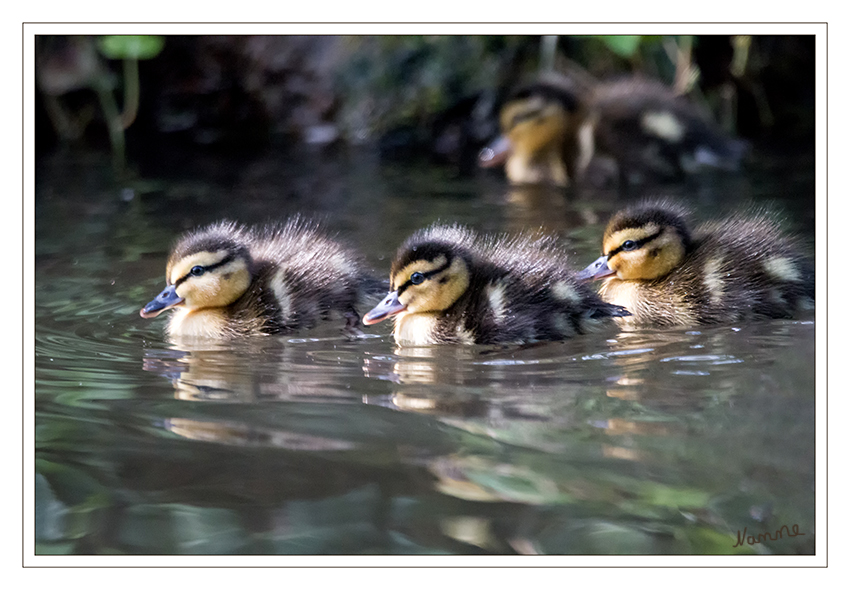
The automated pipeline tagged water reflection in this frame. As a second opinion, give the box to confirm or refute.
[35,149,815,555]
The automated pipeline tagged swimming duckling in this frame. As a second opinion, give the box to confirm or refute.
[362,223,630,345]
[140,218,380,339]
[479,73,588,187]
[588,77,747,184]
[577,201,814,326]
[479,74,745,186]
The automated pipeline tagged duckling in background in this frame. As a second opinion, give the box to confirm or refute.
[479,74,746,186]
[577,201,814,326]
[140,218,381,339]
[588,77,747,184]
[479,74,588,187]
[362,223,629,345]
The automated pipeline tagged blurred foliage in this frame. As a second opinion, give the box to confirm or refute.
[594,35,643,58]
[36,34,815,170]
[97,35,165,61]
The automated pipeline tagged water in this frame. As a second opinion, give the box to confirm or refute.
[33,146,816,556]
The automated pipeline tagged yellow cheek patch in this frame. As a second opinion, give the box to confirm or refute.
[173,258,250,309]
[605,225,685,281]
[396,257,469,314]
[392,255,448,290]
[603,225,659,255]
[170,250,231,284]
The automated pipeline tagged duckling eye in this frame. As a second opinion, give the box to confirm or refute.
[190,265,205,276]
[621,240,638,251]
[410,272,425,285]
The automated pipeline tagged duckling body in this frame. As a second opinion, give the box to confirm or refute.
[140,218,379,339]
[589,78,746,184]
[362,224,629,345]
[480,74,744,186]
[578,201,814,326]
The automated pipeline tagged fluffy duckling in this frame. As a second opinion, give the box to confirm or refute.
[140,218,380,339]
[589,77,747,184]
[362,223,629,345]
[479,74,745,186]
[479,74,588,186]
[577,201,814,326]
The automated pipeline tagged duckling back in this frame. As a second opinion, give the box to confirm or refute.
[471,230,630,343]
[686,212,814,321]
[589,78,747,183]
[246,218,375,330]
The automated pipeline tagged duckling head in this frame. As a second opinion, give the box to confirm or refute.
[479,81,582,185]
[578,204,693,281]
[501,91,572,155]
[362,241,471,325]
[140,224,253,319]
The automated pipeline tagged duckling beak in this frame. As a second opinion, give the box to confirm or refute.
[478,135,512,168]
[362,291,407,325]
[140,284,185,318]
[576,255,617,281]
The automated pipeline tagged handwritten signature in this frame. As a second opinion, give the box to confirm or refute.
[733,524,805,548]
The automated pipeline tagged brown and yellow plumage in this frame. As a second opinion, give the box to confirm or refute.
[140,218,381,339]
[578,200,814,326]
[480,73,746,186]
[363,223,629,345]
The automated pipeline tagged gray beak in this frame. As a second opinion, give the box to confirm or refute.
[576,255,616,281]
[362,291,407,325]
[140,284,184,318]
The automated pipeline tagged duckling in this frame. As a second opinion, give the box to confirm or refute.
[479,74,588,187]
[139,218,380,339]
[588,77,747,184]
[361,223,629,345]
[576,200,814,326]
[479,74,745,186]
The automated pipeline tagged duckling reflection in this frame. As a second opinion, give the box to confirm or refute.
[139,217,382,340]
[362,345,511,418]
[162,416,357,451]
[142,330,370,403]
[360,338,621,433]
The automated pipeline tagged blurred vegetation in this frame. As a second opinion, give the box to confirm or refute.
[35,34,815,175]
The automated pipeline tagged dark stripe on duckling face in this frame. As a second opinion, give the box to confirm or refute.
[605,228,664,258]
[605,205,693,251]
[507,83,580,113]
[172,253,236,287]
[396,257,452,295]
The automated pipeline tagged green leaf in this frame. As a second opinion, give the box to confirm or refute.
[97,36,165,60]
[596,35,642,58]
